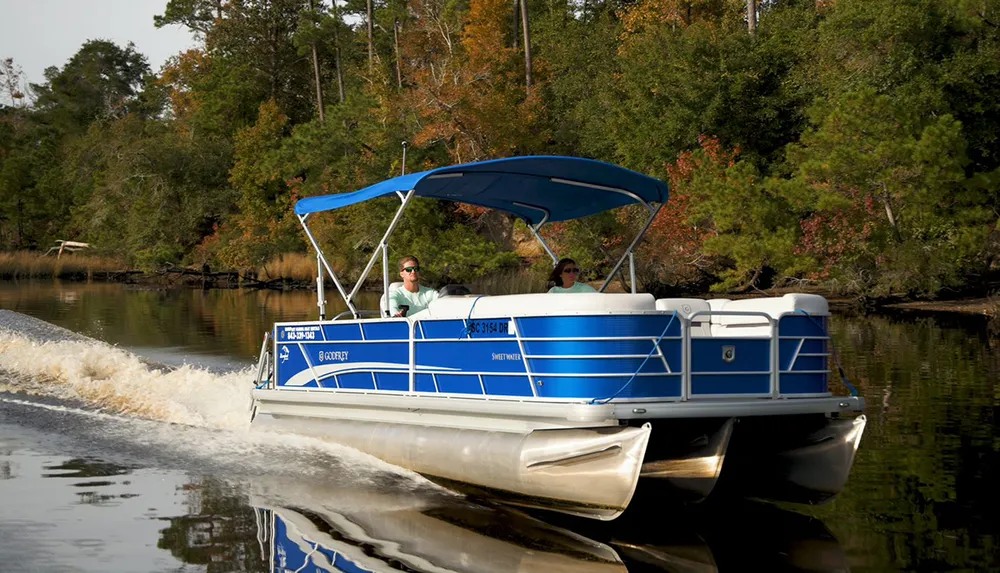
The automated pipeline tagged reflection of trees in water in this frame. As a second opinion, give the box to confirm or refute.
[41,457,136,479]
[804,312,1000,571]
[156,477,268,573]
[0,282,379,359]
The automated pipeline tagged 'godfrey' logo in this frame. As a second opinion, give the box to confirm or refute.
[319,351,349,362]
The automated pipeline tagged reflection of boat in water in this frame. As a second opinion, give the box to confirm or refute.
[249,154,867,521]
[249,478,627,573]
[249,478,850,573]
[607,500,850,572]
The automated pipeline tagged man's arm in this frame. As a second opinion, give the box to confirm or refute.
[387,289,401,316]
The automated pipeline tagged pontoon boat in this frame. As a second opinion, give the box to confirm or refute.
[249,154,866,521]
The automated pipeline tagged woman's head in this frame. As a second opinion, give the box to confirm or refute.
[548,258,581,288]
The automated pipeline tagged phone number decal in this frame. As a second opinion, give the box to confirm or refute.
[281,326,321,341]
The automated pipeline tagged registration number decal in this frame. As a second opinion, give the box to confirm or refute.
[466,320,511,335]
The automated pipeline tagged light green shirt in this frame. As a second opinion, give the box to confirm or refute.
[548,282,598,294]
[389,284,439,316]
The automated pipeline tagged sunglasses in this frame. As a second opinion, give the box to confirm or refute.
[402,266,421,273]
[562,267,581,274]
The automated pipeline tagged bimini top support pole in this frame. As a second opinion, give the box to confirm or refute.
[385,142,407,311]
[523,208,558,265]
[347,188,417,308]
[299,213,355,318]
[528,223,559,265]
[316,251,327,320]
[600,202,662,293]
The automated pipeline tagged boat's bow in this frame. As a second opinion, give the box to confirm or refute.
[251,410,652,521]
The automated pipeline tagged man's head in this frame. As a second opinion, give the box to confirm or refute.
[398,255,421,287]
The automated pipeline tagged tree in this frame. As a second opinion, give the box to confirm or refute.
[784,89,993,297]
[0,58,32,108]
[31,40,153,132]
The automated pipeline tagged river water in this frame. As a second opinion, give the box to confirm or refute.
[0,280,996,572]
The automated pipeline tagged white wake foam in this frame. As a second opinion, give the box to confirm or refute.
[0,330,447,491]
[0,331,254,430]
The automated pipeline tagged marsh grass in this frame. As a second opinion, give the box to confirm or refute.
[471,267,549,295]
[0,251,124,280]
[258,253,317,282]
[257,254,554,295]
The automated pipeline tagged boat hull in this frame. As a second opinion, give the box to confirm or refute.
[632,412,866,506]
[250,388,866,519]
[714,412,868,505]
[251,409,652,521]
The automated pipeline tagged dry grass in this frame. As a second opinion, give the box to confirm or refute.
[258,253,318,282]
[0,251,124,279]
[471,268,549,295]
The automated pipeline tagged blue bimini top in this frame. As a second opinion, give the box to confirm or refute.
[293,155,669,225]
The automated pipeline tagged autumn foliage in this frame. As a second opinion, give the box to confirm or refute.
[3,0,999,300]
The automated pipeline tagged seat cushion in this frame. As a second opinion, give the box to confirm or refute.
[414,292,656,320]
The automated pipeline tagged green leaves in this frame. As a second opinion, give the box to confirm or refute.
[2,0,999,302]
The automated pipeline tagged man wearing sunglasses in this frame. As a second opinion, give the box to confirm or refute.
[389,255,440,317]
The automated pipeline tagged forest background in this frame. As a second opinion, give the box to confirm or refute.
[2,0,999,303]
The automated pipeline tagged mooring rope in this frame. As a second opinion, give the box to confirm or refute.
[459,295,488,339]
[795,309,859,397]
[590,311,677,405]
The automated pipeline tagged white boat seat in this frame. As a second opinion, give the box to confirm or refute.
[708,293,829,337]
[410,292,656,320]
[654,298,712,337]
[378,281,404,317]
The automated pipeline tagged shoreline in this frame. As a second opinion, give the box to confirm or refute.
[1,274,995,318]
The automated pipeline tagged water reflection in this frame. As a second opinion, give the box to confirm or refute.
[0,280,375,362]
[803,310,1000,571]
[0,435,196,572]
[243,477,851,573]
[2,282,998,571]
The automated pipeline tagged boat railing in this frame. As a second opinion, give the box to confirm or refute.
[261,303,835,401]
[685,310,782,400]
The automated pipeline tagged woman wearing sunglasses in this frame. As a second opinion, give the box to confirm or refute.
[547,258,597,294]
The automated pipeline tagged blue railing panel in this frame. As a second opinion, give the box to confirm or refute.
[271,308,833,400]
[534,375,681,399]
[321,323,362,341]
[527,357,668,375]
[482,375,533,397]
[414,340,526,374]
[361,321,409,340]
[517,315,680,338]
[374,372,408,391]
[691,375,771,395]
[778,315,826,337]
[436,374,484,394]
[691,338,771,373]
[779,373,828,394]
[338,372,377,390]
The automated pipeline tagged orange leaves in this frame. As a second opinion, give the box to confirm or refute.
[666,134,738,184]
[403,0,545,163]
[157,49,210,130]
[460,0,517,74]
[617,0,734,53]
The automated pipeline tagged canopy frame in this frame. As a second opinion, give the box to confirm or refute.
[297,156,667,319]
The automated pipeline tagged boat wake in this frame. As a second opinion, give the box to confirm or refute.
[0,308,254,429]
[0,309,439,491]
